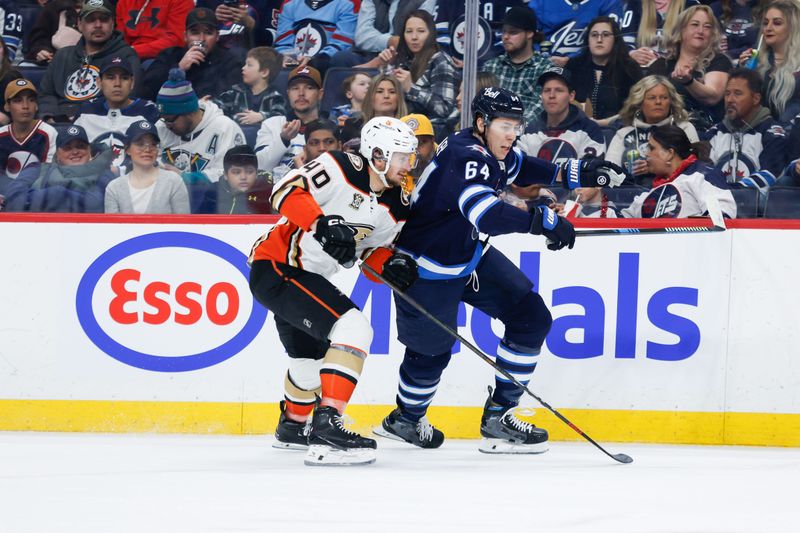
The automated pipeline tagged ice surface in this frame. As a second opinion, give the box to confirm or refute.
[0,432,796,533]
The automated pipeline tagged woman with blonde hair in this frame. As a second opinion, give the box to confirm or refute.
[739,0,800,123]
[360,73,409,124]
[629,0,699,67]
[607,75,699,187]
[649,4,732,124]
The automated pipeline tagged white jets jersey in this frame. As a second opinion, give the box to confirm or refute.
[622,159,737,219]
[156,100,245,182]
[249,150,410,278]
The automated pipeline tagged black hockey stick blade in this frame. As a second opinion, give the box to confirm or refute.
[361,263,633,465]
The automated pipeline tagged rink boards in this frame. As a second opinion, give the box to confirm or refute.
[1,215,799,446]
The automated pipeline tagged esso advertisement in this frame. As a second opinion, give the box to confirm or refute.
[76,232,268,372]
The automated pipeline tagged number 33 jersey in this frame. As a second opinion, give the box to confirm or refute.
[249,150,409,278]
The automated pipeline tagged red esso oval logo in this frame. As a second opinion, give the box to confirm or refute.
[92,248,249,357]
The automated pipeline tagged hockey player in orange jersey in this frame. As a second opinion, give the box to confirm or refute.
[248,117,419,466]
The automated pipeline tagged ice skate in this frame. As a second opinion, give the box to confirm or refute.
[479,390,549,454]
[304,405,377,466]
[374,408,444,449]
[273,401,310,450]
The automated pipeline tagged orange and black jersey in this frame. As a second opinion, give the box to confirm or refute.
[249,151,410,278]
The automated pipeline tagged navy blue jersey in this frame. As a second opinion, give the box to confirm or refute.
[0,121,57,179]
[396,128,559,279]
[529,0,622,57]
[0,0,23,62]
[435,0,526,62]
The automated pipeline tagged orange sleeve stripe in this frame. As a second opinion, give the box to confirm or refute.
[361,247,393,283]
[278,188,324,231]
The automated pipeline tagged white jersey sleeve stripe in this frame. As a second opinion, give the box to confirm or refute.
[467,196,500,229]
[458,184,494,214]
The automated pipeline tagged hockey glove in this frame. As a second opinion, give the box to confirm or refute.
[529,206,576,251]
[559,158,626,189]
[314,215,357,266]
[381,252,418,292]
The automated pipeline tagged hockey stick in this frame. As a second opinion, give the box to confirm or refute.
[361,263,633,465]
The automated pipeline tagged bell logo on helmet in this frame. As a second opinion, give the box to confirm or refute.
[484,88,500,98]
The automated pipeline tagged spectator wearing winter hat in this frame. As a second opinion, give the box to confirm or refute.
[117,0,194,60]
[156,69,245,184]
[141,7,244,101]
[74,55,160,168]
[105,119,191,214]
[191,144,273,214]
[3,125,116,213]
[38,0,142,121]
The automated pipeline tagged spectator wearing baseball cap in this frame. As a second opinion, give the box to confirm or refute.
[483,5,551,126]
[3,124,117,213]
[38,0,142,121]
[116,0,194,60]
[105,119,191,214]
[254,65,325,172]
[401,113,436,178]
[0,80,58,199]
[141,7,244,101]
[518,66,607,167]
[74,55,160,168]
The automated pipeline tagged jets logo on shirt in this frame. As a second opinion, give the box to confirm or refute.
[716,152,756,182]
[64,66,100,101]
[293,20,327,57]
[537,139,578,165]
[4,151,40,179]
[469,145,491,158]
[450,16,492,60]
[642,184,682,218]
[162,148,210,172]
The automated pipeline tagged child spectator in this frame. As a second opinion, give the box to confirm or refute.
[0,80,58,182]
[739,0,800,124]
[622,124,737,218]
[565,16,643,125]
[191,144,273,214]
[607,75,699,187]
[255,65,325,171]
[518,67,607,164]
[216,46,287,126]
[0,35,22,126]
[648,5,732,125]
[39,0,142,121]
[25,0,82,65]
[141,7,244,100]
[105,120,191,214]
[156,69,245,184]
[116,0,194,60]
[331,72,371,124]
[342,73,409,133]
[74,55,159,167]
[704,68,787,185]
[3,125,116,213]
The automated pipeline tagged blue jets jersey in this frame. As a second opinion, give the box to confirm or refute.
[435,0,527,62]
[0,0,23,61]
[274,0,358,58]
[396,128,559,280]
[529,0,622,57]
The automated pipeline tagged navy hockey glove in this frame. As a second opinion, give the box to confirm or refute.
[559,158,626,189]
[530,206,575,251]
[381,252,418,292]
[314,215,357,266]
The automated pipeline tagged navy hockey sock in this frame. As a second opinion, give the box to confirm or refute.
[491,340,539,407]
[395,350,451,422]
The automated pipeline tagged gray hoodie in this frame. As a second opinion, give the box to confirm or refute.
[38,31,141,120]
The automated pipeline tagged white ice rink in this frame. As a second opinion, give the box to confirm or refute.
[0,432,796,533]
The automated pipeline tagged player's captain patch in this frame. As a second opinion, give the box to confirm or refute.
[346,153,363,171]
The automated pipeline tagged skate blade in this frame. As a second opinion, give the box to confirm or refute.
[303,444,376,466]
[373,425,407,443]
[271,440,308,451]
[478,438,549,455]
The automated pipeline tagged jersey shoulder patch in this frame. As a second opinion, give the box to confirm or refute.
[326,150,371,194]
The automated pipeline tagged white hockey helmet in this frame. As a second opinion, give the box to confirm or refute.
[360,116,419,188]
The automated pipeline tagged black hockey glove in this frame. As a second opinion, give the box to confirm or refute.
[529,206,575,251]
[559,158,626,189]
[314,215,357,266]
[381,252,418,292]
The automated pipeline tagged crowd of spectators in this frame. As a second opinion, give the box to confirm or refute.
[1,0,800,218]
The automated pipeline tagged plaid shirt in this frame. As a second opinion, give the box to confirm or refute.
[406,51,461,139]
[483,52,552,125]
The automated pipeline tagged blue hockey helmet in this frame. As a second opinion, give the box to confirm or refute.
[471,87,525,124]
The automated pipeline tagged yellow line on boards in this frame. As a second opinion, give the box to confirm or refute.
[0,400,798,447]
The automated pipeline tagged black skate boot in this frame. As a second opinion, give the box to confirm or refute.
[479,389,549,454]
[304,405,377,466]
[273,401,310,450]
[374,408,444,449]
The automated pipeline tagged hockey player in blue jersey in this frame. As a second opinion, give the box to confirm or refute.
[373,86,625,453]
